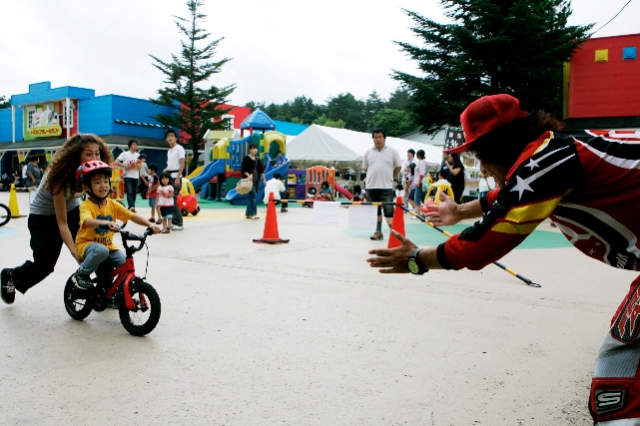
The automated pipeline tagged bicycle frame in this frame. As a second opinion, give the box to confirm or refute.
[101,230,151,311]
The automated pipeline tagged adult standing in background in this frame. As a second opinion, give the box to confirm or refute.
[21,161,27,188]
[25,156,42,189]
[164,129,185,230]
[137,153,149,200]
[412,149,428,212]
[444,152,465,203]
[363,128,402,241]
[242,143,266,220]
[114,139,140,212]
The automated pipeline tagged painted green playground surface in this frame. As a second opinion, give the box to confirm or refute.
[345,223,572,249]
[130,197,570,249]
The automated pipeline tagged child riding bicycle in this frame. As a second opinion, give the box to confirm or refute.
[72,161,160,290]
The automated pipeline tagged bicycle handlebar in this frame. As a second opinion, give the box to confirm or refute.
[96,225,153,253]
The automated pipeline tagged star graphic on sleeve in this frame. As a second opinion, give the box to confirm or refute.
[525,158,541,171]
[588,248,596,255]
[510,176,534,200]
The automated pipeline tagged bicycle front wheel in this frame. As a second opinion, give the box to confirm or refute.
[118,280,161,336]
[0,203,10,227]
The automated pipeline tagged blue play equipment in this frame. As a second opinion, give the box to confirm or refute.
[188,110,290,205]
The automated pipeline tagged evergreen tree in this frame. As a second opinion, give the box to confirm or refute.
[371,109,415,137]
[394,0,592,133]
[326,93,366,131]
[364,91,386,130]
[0,96,10,109]
[150,0,235,169]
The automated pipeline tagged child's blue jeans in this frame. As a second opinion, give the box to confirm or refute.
[79,243,126,276]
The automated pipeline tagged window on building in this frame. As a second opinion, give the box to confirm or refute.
[26,106,36,130]
[63,103,74,128]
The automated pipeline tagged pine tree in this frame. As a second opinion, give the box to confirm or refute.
[150,0,235,169]
[0,96,10,109]
[394,0,592,133]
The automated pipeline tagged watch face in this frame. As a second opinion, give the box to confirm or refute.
[408,259,420,274]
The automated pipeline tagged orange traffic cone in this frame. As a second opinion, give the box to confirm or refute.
[253,192,290,244]
[387,196,406,248]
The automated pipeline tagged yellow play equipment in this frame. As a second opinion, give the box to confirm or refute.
[186,165,204,180]
[424,182,455,204]
[181,178,195,196]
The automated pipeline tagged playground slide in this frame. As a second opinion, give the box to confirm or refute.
[225,160,290,205]
[189,160,226,189]
[334,182,353,200]
[186,165,204,180]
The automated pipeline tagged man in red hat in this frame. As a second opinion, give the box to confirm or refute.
[367,94,640,424]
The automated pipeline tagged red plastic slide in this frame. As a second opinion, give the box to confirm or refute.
[334,182,353,200]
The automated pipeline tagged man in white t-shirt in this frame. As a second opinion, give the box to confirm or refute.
[165,129,185,230]
[263,172,288,212]
[114,140,140,212]
[362,128,402,240]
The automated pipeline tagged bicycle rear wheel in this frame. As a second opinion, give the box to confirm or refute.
[118,280,161,336]
[0,203,10,227]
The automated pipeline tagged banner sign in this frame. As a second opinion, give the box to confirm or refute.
[444,127,465,151]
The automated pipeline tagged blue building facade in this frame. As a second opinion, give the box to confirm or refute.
[0,81,177,177]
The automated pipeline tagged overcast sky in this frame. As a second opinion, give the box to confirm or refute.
[1,1,638,107]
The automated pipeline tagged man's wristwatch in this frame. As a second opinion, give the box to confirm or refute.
[407,249,428,275]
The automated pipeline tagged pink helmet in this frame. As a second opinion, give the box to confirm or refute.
[76,160,112,186]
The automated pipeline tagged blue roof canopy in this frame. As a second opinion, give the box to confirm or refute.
[240,109,275,130]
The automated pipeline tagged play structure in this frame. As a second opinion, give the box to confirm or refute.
[300,166,354,206]
[189,110,290,205]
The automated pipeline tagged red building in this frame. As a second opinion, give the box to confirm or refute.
[178,103,251,145]
[566,33,640,129]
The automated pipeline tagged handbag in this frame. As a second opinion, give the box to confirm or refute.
[236,178,253,195]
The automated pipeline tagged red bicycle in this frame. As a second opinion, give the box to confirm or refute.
[63,228,161,336]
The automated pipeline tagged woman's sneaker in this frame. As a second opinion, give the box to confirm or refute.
[72,271,93,290]
[1,268,16,304]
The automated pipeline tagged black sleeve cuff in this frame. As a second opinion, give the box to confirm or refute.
[479,192,491,213]
[436,243,454,270]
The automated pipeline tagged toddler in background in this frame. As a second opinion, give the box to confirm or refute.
[157,172,174,234]
[146,163,161,224]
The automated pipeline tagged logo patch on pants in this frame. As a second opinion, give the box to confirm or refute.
[595,390,625,415]
[612,284,640,343]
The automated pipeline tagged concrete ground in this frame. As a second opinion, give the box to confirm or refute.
[0,191,634,425]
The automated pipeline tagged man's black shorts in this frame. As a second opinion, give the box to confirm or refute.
[366,188,394,218]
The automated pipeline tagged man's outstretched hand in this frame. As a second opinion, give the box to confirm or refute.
[366,230,418,274]
[424,191,459,226]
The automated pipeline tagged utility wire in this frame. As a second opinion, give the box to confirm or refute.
[591,0,634,36]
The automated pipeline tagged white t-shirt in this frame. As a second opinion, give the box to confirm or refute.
[413,159,427,187]
[167,144,186,178]
[117,151,140,179]
[479,175,496,192]
[22,165,27,179]
[263,178,286,203]
[362,145,402,189]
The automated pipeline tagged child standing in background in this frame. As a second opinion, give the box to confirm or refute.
[146,164,161,224]
[157,173,174,234]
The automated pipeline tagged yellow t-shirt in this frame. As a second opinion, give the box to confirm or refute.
[75,199,135,258]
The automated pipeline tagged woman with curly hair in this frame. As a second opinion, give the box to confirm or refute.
[1,134,113,305]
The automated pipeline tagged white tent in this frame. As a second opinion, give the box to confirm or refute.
[286,125,443,165]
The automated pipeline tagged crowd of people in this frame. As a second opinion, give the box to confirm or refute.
[0,156,46,191]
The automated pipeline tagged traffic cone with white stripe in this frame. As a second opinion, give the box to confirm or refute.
[387,196,406,248]
[253,192,289,244]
